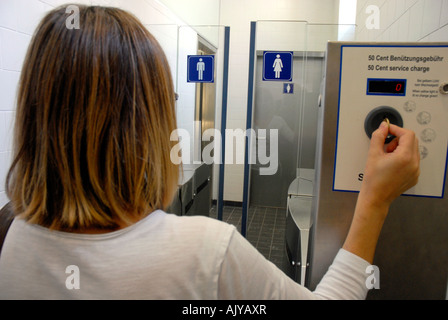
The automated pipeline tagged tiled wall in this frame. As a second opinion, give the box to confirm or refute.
[355,0,448,42]
[0,0,53,206]
[0,0,191,208]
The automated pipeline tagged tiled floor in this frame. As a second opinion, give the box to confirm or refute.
[210,205,287,273]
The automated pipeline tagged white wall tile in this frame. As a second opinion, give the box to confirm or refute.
[0,30,3,69]
[0,0,19,30]
[422,0,442,38]
[0,70,20,111]
[0,0,51,35]
[356,0,447,42]
[0,28,31,72]
[426,23,448,41]
[15,0,47,35]
[389,20,400,41]
[440,0,448,26]
[0,152,12,193]
[0,111,15,152]
[116,0,151,25]
[382,0,397,30]
[408,0,424,41]
[92,0,120,6]
[223,172,244,201]
[39,0,92,7]
[395,0,407,20]
[0,192,9,207]
[406,0,419,10]
[398,10,411,41]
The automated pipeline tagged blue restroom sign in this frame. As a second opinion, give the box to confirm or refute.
[187,55,215,83]
[263,51,293,81]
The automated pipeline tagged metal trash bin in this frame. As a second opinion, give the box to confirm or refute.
[166,163,212,217]
[166,187,182,216]
[189,163,212,217]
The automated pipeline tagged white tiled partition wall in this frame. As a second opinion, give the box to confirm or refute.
[355,0,448,42]
[0,0,193,208]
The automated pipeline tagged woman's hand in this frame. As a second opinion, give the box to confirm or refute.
[343,122,421,263]
[361,122,421,212]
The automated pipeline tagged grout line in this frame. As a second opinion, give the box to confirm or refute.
[417,21,448,41]
[247,205,258,234]
[267,207,278,260]
[255,207,266,248]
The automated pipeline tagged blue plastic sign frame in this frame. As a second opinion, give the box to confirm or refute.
[187,55,215,83]
[263,51,293,81]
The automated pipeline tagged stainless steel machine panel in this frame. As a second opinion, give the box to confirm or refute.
[309,42,448,299]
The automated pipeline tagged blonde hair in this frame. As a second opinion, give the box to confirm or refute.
[6,5,178,231]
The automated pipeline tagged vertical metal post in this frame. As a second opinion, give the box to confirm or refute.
[241,22,257,237]
[217,26,231,222]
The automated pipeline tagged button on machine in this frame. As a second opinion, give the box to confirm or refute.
[364,106,403,143]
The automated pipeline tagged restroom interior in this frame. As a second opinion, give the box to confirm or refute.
[1,0,448,299]
[3,0,446,214]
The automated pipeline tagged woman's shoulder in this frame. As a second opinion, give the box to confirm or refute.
[162,211,237,238]
[134,210,238,244]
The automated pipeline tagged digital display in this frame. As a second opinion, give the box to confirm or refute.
[367,78,407,96]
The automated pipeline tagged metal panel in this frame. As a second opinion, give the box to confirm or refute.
[217,26,231,222]
[309,41,448,299]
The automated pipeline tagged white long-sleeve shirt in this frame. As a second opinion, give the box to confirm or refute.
[0,210,370,300]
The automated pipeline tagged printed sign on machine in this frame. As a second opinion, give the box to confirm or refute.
[333,45,448,198]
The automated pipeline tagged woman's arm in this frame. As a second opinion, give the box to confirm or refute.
[343,122,420,263]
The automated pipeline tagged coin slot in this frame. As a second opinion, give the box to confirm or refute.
[364,106,404,144]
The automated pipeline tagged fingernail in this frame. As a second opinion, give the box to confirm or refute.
[380,118,390,130]
[380,121,388,129]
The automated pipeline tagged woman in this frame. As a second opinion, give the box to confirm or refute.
[0,5,420,299]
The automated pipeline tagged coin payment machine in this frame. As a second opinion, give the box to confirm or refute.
[310,42,448,299]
